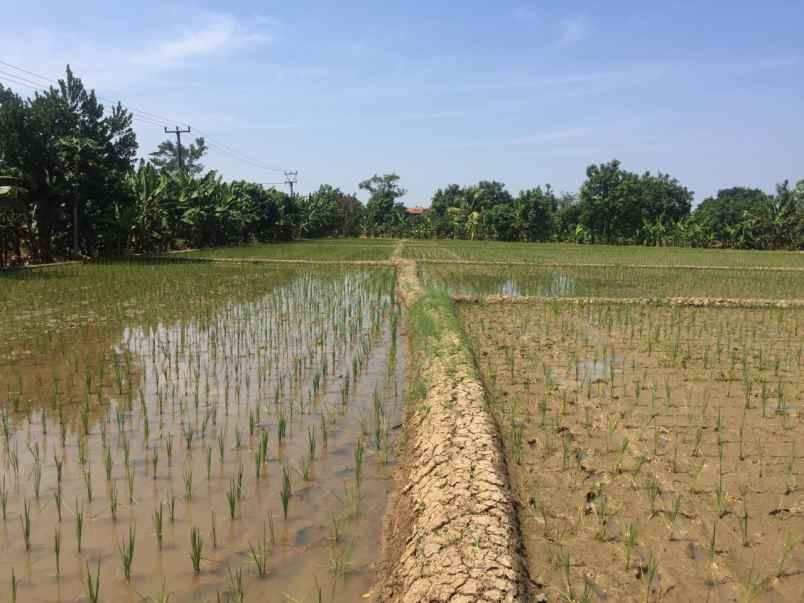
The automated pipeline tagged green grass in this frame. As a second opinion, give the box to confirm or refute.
[419,263,804,299]
[404,240,804,268]
[183,238,397,261]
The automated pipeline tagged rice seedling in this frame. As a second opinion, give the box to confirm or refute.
[104,446,113,481]
[75,500,85,552]
[82,465,93,502]
[740,502,750,547]
[328,543,353,583]
[211,509,217,548]
[190,526,204,574]
[153,502,164,547]
[54,526,61,575]
[226,479,238,520]
[183,464,193,500]
[668,494,681,541]
[280,465,292,519]
[775,533,800,578]
[224,565,246,602]
[248,523,272,578]
[20,499,32,550]
[645,553,658,602]
[109,480,119,521]
[0,476,7,521]
[126,464,136,503]
[84,559,101,603]
[118,524,136,581]
[624,522,638,570]
[709,517,718,561]
[217,433,225,465]
[354,437,365,487]
[557,546,573,601]
[152,447,160,479]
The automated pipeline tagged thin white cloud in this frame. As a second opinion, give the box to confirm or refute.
[558,16,590,47]
[135,13,270,66]
[442,127,593,149]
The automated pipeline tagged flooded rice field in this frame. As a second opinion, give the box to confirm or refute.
[419,263,804,300]
[0,262,403,602]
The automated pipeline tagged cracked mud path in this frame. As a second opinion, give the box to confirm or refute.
[454,294,804,309]
[378,262,529,602]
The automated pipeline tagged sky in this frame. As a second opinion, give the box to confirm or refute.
[0,0,802,205]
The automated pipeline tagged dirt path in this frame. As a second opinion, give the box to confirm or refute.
[378,261,529,602]
[454,294,804,309]
[391,239,406,260]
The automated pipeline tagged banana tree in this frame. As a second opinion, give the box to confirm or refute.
[126,162,170,253]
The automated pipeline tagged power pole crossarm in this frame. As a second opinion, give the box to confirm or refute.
[165,126,191,173]
[283,171,298,197]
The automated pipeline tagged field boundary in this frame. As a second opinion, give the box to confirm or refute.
[379,261,529,602]
[0,260,82,272]
[142,255,398,267]
[453,294,804,309]
[415,258,804,272]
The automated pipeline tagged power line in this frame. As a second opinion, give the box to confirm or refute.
[0,72,170,131]
[0,58,295,176]
[0,69,52,91]
[0,74,45,92]
[192,127,287,173]
[0,60,181,128]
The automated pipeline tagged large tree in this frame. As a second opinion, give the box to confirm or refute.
[0,66,137,260]
[690,187,770,247]
[579,160,692,244]
[359,173,406,236]
[515,186,559,242]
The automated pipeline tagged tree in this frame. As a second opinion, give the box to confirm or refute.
[691,187,770,247]
[465,180,512,212]
[359,173,406,236]
[150,137,207,176]
[579,160,692,244]
[483,204,517,241]
[515,186,558,241]
[298,185,340,238]
[334,194,364,237]
[0,66,137,260]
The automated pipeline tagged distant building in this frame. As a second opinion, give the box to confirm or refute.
[406,206,428,216]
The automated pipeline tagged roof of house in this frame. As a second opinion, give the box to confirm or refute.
[406,206,428,215]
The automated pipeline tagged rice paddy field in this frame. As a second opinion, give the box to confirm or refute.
[461,302,804,601]
[1,238,802,602]
[419,263,804,300]
[404,240,804,268]
[183,239,396,262]
[1,259,403,602]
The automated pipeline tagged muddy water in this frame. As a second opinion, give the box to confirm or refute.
[423,266,578,298]
[0,268,403,602]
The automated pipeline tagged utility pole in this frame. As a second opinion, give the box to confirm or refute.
[165,125,191,173]
[283,171,298,197]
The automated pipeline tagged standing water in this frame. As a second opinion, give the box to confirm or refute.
[0,265,403,602]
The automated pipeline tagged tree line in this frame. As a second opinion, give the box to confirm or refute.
[411,164,803,249]
[1,68,801,266]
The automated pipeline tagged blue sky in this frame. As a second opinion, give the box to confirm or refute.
[1,1,802,205]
